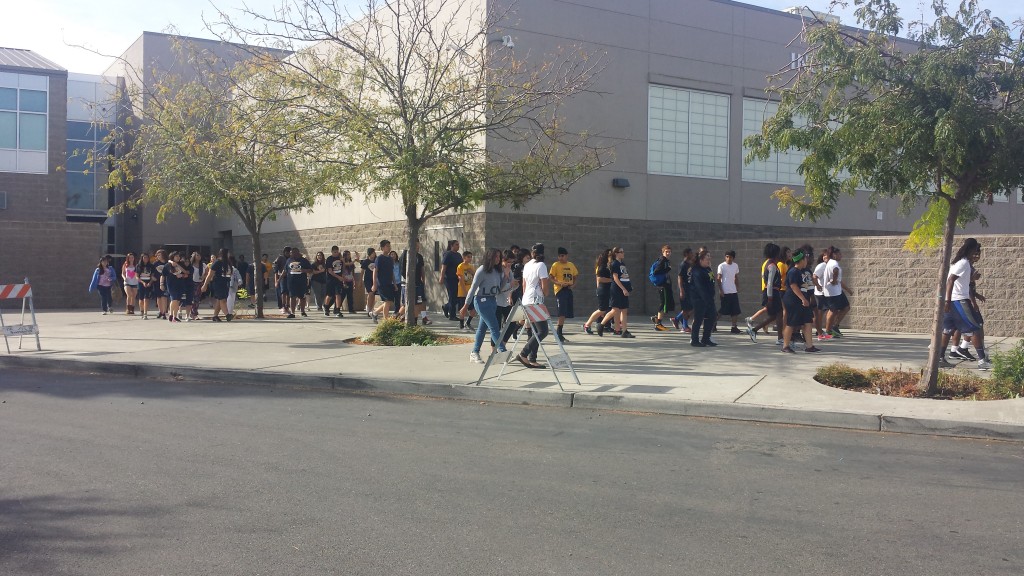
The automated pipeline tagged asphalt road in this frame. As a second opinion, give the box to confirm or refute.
[1,368,1022,576]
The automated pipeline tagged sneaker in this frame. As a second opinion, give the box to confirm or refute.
[671,318,681,330]
[746,326,756,342]
[226,314,234,322]
[682,327,691,334]
[731,327,742,334]
[336,311,344,318]
[421,317,431,325]
[101,311,107,315]
[828,329,842,339]
[325,310,332,317]
[817,333,833,341]
[781,346,796,353]
[804,346,821,353]
[745,317,754,331]
[557,333,569,343]
[776,338,784,345]
[583,323,593,335]
[301,311,308,317]
[597,322,605,337]
[459,320,466,330]
[287,314,296,319]
[938,357,954,368]
[650,315,658,325]
[469,352,483,364]
[978,359,992,370]
[690,341,706,347]
[701,340,718,347]
[950,347,976,361]
[654,323,670,332]
[621,330,635,339]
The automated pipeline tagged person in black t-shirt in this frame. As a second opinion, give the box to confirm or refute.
[781,247,819,353]
[673,248,695,332]
[273,246,292,314]
[438,239,462,319]
[325,245,345,318]
[400,243,431,324]
[201,248,234,321]
[361,247,377,316]
[689,250,717,347]
[310,251,327,312]
[153,249,169,319]
[285,248,313,318]
[371,240,396,321]
[583,248,613,335]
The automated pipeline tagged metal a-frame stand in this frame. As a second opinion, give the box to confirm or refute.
[0,277,41,353]
[475,302,580,390]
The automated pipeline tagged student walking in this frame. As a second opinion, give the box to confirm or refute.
[716,250,741,333]
[456,251,477,331]
[89,255,116,314]
[310,251,328,311]
[822,247,851,338]
[689,250,717,347]
[361,247,377,317]
[273,246,292,315]
[286,248,314,318]
[649,245,674,331]
[188,252,206,321]
[137,253,155,319]
[164,252,191,323]
[939,238,990,370]
[598,246,634,338]
[462,248,509,363]
[549,247,578,342]
[673,248,695,332]
[202,248,234,322]
[746,243,782,342]
[153,250,170,319]
[439,240,462,320]
[781,248,820,353]
[122,253,139,315]
[812,250,830,340]
[516,244,550,369]
[582,249,613,335]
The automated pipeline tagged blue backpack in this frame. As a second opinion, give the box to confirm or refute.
[649,258,668,286]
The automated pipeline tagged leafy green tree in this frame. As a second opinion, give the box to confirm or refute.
[216,0,610,324]
[745,0,1024,393]
[106,51,345,318]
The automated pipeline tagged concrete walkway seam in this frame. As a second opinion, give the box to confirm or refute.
[3,355,1023,441]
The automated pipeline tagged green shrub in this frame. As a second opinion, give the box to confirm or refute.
[814,363,872,389]
[991,340,1024,389]
[935,370,986,398]
[363,318,444,346]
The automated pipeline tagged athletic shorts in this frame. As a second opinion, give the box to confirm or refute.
[718,292,741,316]
[556,289,575,319]
[415,284,426,305]
[287,275,308,298]
[783,295,813,327]
[211,280,230,301]
[378,283,397,303]
[679,292,693,312]
[138,285,152,300]
[610,289,629,310]
[167,284,185,303]
[326,279,342,297]
[943,300,982,335]
[596,285,611,312]
[657,285,675,313]
[823,292,849,311]
[761,293,782,317]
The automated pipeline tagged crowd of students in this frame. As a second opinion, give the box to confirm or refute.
[85,235,992,371]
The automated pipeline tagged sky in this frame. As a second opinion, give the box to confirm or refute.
[2,0,1022,74]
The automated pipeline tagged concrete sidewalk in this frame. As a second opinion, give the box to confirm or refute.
[1,309,1022,441]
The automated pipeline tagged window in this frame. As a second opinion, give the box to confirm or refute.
[648,85,729,179]
[0,73,48,174]
[742,98,808,185]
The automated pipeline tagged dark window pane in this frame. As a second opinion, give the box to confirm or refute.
[19,113,46,150]
[19,90,47,113]
[0,88,15,110]
[67,171,97,210]
[66,141,91,172]
[67,121,94,140]
[0,111,14,148]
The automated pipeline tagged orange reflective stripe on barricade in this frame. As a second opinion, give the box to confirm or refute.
[0,284,32,299]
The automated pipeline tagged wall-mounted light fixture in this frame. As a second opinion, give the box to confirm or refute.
[612,178,630,189]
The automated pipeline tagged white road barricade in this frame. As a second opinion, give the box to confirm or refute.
[0,278,41,352]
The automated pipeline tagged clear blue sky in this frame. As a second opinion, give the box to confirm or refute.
[2,0,1022,74]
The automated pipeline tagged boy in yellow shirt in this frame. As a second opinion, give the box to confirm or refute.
[456,251,477,331]
[548,247,578,342]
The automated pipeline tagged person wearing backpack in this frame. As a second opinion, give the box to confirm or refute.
[648,245,674,332]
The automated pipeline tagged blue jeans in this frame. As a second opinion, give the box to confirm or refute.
[97,285,112,312]
[472,296,506,353]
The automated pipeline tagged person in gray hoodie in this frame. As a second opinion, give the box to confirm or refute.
[461,247,509,363]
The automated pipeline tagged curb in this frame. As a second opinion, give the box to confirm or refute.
[3,356,1023,442]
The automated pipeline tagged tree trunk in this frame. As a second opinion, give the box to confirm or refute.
[405,208,422,326]
[922,197,962,394]
[251,226,265,319]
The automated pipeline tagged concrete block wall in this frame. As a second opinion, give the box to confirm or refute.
[0,220,102,309]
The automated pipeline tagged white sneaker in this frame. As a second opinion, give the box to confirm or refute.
[978,359,992,370]
[776,338,784,345]
[469,352,483,363]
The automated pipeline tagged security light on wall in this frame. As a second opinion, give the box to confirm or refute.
[612,178,630,189]
[489,35,515,49]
